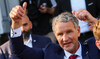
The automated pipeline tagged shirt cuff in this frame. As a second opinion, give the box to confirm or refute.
[51,0,57,8]
[11,27,22,38]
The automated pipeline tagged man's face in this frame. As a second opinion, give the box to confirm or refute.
[54,21,80,53]
[22,16,32,39]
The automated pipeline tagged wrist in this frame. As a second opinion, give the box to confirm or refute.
[11,20,22,29]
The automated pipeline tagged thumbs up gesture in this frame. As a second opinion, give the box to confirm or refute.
[9,2,27,29]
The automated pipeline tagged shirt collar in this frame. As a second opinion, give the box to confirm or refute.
[29,34,32,42]
[75,42,82,57]
[64,42,82,58]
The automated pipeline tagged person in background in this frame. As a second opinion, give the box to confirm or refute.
[9,2,100,59]
[93,20,100,50]
[20,0,57,43]
[20,0,57,35]
[0,13,51,59]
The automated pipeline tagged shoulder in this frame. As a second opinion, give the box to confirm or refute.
[84,37,95,45]
[83,37,96,48]
[84,37,99,52]
[31,34,51,42]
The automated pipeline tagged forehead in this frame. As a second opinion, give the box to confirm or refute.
[55,21,75,32]
[22,17,29,24]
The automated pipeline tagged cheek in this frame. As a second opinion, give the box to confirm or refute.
[56,36,63,46]
[58,39,63,48]
[68,33,75,39]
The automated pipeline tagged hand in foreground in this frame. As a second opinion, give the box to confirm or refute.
[72,9,93,21]
[72,9,97,31]
[9,2,27,29]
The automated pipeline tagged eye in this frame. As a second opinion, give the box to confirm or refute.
[23,23,28,26]
[57,33,63,36]
[67,30,73,34]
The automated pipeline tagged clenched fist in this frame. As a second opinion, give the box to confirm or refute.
[72,9,97,31]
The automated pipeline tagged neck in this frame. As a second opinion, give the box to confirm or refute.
[24,38,29,42]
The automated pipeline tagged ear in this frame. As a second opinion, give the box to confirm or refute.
[96,41,100,50]
[77,26,80,37]
[30,22,33,29]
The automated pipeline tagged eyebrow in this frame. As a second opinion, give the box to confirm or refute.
[23,23,28,26]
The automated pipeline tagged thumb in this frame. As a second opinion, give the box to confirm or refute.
[72,10,76,15]
[23,2,27,12]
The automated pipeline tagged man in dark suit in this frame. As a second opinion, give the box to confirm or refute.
[8,2,100,59]
[0,14,51,59]
[54,0,100,42]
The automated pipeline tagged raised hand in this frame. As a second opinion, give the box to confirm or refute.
[72,9,92,22]
[72,9,97,31]
[9,2,27,29]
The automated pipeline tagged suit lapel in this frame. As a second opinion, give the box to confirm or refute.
[56,48,65,59]
[54,45,65,59]
[45,44,65,59]
[31,34,42,48]
[31,35,38,48]
[82,44,89,59]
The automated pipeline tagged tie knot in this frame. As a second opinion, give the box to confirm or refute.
[69,55,78,59]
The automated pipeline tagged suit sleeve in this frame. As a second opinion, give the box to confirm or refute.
[10,35,44,59]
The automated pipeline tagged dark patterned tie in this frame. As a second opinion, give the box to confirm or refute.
[69,55,78,59]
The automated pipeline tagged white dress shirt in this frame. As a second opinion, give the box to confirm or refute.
[11,27,33,48]
[24,34,33,48]
[64,42,82,59]
[70,0,90,33]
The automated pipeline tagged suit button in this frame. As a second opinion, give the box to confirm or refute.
[33,40,36,42]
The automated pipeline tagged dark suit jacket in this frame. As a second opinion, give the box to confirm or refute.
[0,34,51,59]
[9,36,100,59]
[84,37,100,59]
[54,0,100,18]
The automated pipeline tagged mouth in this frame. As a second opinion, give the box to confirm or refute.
[63,42,72,47]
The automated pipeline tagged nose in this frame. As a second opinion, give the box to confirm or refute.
[63,34,69,41]
[22,26,25,31]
